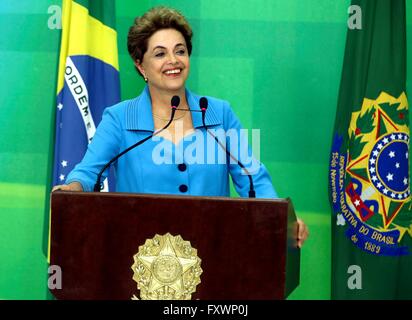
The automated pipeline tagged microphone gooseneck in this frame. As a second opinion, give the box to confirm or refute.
[200,97,256,198]
[93,95,181,192]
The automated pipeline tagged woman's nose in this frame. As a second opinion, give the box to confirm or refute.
[167,52,178,64]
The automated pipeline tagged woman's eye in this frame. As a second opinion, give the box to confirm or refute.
[176,49,186,55]
[154,52,164,57]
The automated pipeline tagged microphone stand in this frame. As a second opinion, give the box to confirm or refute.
[93,103,178,192]
[200,99,256,198]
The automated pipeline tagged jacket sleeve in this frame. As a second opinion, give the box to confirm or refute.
[222,101,279,199]
[65,107,122,191]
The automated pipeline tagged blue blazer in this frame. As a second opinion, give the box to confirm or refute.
[66,86,278,198]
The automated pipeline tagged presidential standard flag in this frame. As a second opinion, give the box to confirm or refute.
[329,0,412,299]
[52,0,120,190]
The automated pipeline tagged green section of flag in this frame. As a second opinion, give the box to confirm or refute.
[330,0,412,299]
[335,0,406,130]
[74,0,116,29]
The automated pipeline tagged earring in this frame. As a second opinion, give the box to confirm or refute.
[144,76,148,82]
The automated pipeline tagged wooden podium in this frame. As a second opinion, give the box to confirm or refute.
[49,192,300,300]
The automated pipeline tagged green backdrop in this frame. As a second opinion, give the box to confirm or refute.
[0,0,410,299]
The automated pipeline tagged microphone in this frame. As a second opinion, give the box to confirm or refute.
[93,95,180,192]
[200,97,256,198]
[200,96,208,124]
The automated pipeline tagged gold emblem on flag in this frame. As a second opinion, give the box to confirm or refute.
[131,233,202,300]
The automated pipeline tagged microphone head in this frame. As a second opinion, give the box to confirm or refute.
[171,95,180,109]
[200,97,208,111]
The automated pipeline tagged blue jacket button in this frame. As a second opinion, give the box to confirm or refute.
[178,163,187,172]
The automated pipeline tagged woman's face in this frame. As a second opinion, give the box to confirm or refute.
[137,28,190,94]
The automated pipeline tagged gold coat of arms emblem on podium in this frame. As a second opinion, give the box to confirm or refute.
[131,233,202,300]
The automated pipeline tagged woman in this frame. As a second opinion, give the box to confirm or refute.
[53,6,309,246]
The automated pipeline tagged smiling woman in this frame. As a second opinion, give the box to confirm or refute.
[51,5,309,247]
[127,7,193,142]
[134,28,192,136]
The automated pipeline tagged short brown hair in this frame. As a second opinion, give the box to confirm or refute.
[127,6,193,65]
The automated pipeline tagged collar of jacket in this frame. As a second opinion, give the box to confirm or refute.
[125,85,221,132]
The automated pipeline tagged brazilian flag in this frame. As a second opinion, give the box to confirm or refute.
[52,0,120,191]
[329,0,412,299]
[46,0,120,260]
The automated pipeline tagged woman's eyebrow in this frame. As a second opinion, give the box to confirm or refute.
[152,45,166,52]
[152,43,186,52]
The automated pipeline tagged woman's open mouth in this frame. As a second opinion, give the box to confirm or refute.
[164,68,182,77]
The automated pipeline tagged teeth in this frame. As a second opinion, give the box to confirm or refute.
[165,69,181,75]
